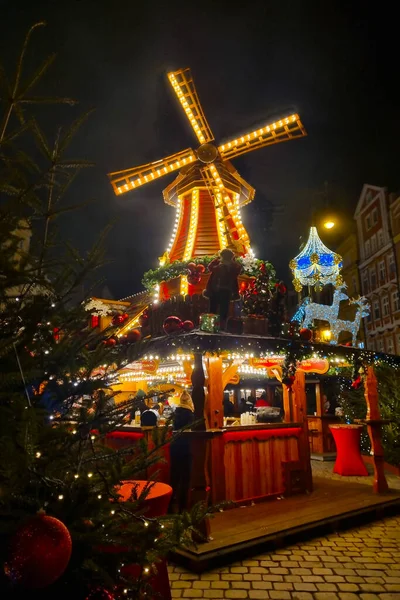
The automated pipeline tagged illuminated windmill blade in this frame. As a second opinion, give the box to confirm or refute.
[202,164,250,254]
[168,68,214,145]
[108,148,197,196]
[218,114,307,161]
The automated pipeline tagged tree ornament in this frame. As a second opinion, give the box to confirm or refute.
[299,328,313,341]
[6,514,72,588]
[163,316,182,334]
[126,329,142,343]
[86,587,115,600]
[195,263,205,273]
[139,311,149,327]
[182,320,195,332]
[103,337,117,347]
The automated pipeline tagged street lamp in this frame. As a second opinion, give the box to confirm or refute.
[323,220,335,230]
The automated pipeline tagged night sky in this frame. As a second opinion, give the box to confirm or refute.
[1,1,399,298]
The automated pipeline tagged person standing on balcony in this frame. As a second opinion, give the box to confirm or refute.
[203,248,241,330]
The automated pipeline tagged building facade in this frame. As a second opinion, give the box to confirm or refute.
[354,184,400,354]
[335,231,364,346]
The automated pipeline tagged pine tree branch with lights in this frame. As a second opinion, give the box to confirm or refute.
[0,23,207,600]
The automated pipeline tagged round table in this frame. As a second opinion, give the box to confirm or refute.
[117,480,172,517]
[119,480,173,600]
[329,424,368,476]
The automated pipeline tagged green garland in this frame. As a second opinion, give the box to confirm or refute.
[142,256,276,291]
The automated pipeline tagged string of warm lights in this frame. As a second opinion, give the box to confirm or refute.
[183,188,199,261]
[168,72,207,144]
[114,149,195,194]
[218,114,302,160]
[167,197,182,256]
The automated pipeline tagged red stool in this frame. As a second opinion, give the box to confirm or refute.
[119,480,173,600]
[329,424,368,476]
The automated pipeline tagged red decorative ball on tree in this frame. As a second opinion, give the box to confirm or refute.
[86,587,115,600]
[126,329,142,343]
[139,312,149,328]
[163,316,182,334]
[104,337,117,347]
[6,514,72,589]
[187,262,196,271]
[299,328,313,341]
[195,264,205,273]
[182,320,195,332]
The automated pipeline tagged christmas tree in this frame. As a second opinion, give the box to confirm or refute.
[0,23,204,599]
[241,260,274,317]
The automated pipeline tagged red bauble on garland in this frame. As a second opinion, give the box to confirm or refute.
[103,337,117,347]
[139,311,149,328]
[299,328,313,341]
[195,264,205,273]
[126,329,142,343]
[182,320,195,332]
[163,316,182,334]
[6,514,72,589]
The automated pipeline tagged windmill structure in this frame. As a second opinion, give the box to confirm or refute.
[108,68,307,264]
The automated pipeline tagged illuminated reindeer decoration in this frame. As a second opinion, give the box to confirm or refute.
[293,286,370,346]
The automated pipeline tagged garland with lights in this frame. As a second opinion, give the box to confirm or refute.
[142,255,276,292]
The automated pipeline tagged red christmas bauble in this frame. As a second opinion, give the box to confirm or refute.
[182,320,195,332]
[86,587,115,600]
[196,264,205,273]
[187,262,196,271]
[299,328,313,341]
[139,313,149,327]
[104,337,117,347]
[126,329,142,343]
[163,316,182,334]
[6,514,72,589]
[187,274,201,285]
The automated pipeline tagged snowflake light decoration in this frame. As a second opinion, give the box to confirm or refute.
[84,298,112,317]
[289,227,343,292]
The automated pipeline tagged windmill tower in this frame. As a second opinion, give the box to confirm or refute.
[108,68,307,264]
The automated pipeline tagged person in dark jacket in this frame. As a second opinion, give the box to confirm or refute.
[203,248,241,329]
[170,390,194,512]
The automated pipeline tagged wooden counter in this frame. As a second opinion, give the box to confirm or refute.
[105,422,312,507]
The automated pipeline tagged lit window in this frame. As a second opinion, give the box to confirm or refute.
[389,254,396,278]
[379,261,386,284]
[392,290,400,312]
[382,296,389,317]
[374,300,380,320]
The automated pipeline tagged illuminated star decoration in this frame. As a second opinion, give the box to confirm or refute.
[289,227,343,292]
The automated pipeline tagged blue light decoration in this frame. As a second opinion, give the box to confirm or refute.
[289,226,343,292]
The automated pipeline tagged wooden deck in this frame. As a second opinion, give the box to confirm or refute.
[173,477,400,572]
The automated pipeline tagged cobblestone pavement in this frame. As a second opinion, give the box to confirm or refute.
[311,460,400,490]
[168,515,400,599]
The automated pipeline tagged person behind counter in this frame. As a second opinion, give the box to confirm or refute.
[223,395,235,417]
[170,390,194,512]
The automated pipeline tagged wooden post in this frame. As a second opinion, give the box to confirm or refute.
[191,351,206,431]
[292,370,307,423]
[315,382,323,417]
[293,370,313,492]
[204,354,223,429]
[283,385,291,422]
[364,365,389,494]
